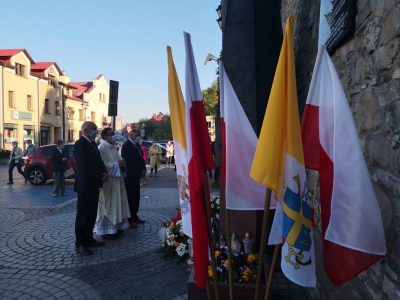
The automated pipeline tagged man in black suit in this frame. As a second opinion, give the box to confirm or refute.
[122,128,146,227]
[73,121,108,255]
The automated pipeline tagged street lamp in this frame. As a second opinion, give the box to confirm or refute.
[216,4,222,30]
[81,102,89,110]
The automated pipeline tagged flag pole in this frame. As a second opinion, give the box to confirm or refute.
[264,244,280,300]
[206,278,212,300]
[226,208,233,300]
[254,188,272,300]
[202,169,220,300]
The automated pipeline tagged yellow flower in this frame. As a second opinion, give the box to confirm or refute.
[215,250,220,257]
[208,265,213,278]
[224,259,229,266]
[174,242,179,247]
[247,254,255,263]
[243,269,251,277]
[242,276,249,282]
[170,222,175,226]
[169,236,175,241]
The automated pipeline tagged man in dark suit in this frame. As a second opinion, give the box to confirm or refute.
[73,121,108,255]
[122,128,146,227]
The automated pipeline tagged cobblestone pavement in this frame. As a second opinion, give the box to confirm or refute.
[0,164,310,300]
[0,164,192,300]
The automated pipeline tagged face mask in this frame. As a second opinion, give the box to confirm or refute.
[89,130,98,139]
[60,145,64,149]
[12,144,17,148]
[153,143,157,146]
[135,136,141,143]
[27,143,32,147]
[111,135,118,143]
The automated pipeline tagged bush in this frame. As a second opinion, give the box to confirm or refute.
[0,148,11,159]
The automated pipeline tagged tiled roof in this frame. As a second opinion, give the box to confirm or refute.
[0,49,35,64]
[69,82,94,99]
[64,94,86,102]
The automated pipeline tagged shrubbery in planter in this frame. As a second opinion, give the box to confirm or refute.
[0,148,11,159]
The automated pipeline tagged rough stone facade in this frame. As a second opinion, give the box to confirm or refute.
[280,0,400,299]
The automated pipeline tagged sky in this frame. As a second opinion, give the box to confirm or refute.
[0,0,222,124]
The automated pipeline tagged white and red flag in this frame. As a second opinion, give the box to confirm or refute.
[301,45,387,285]
[219,60,277,210]
[184,32,215,289]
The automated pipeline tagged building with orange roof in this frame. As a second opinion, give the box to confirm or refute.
[0,48,114,149]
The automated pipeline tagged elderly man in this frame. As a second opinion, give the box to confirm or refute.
[23,139,38,157]
[73,121,108,255]
[121,128,146,227]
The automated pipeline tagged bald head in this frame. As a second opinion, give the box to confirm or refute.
[81,121,97,139]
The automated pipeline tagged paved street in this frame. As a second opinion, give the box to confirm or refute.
[0,164,192,300]
[0,164,310,300]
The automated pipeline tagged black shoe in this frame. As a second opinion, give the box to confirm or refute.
[104,234,118,240]
[75,246,93,255]
[86,239,105,247]
[7,182,13,184]
[117,230,124,235]
[24,177,28,183]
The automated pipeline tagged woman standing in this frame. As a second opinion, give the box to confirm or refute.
[149,140,162,177]
[50,140,69,197]
[139,141,149,186]
[165,140,174,168]
[7,141,26,184]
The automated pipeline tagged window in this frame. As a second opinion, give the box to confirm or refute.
[91,111,96,122]
[9,91,15,107]
[67,107,75,119]
[55,101,60,115]
[207,121,212,128]
[48,75,56,86]
[27,95,33,111]
[44,99,50,114]
[15,63,25,76]
[79,109,84,121]
[68,130,74,142]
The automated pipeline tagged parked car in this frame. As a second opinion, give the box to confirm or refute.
[24,144,76,186]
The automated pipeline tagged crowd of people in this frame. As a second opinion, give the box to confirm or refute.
[5,122,174,256]
[73,122,174,255]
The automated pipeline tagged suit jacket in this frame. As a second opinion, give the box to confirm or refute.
[50,147,69,172]
[121,139,146,180]
[73,136,107,193]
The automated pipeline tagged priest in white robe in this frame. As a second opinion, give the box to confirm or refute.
[94,128,131,239]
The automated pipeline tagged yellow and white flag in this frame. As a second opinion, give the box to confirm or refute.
[250,16,316,287]
[166,46,192,237]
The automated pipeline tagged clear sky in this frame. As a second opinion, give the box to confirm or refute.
[0,0,222,124]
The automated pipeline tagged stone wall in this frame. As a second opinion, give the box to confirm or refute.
[280,0,400,299]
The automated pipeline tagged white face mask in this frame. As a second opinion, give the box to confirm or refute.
[12,144,17,148]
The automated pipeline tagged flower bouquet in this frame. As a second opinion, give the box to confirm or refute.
[208,246,259,284]
[211,196,220,218]
[157,220,189,264]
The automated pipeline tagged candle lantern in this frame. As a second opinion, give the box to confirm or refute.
[187,238,194,266]
[242,231,255,254]
[158,222,167,246]
[231,232,241,254]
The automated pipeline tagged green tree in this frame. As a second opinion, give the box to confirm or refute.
[137,118,156,140]
[153,115,172,140]
[202,79,218,117]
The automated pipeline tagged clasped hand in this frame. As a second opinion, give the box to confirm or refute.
[102,173,108,183]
